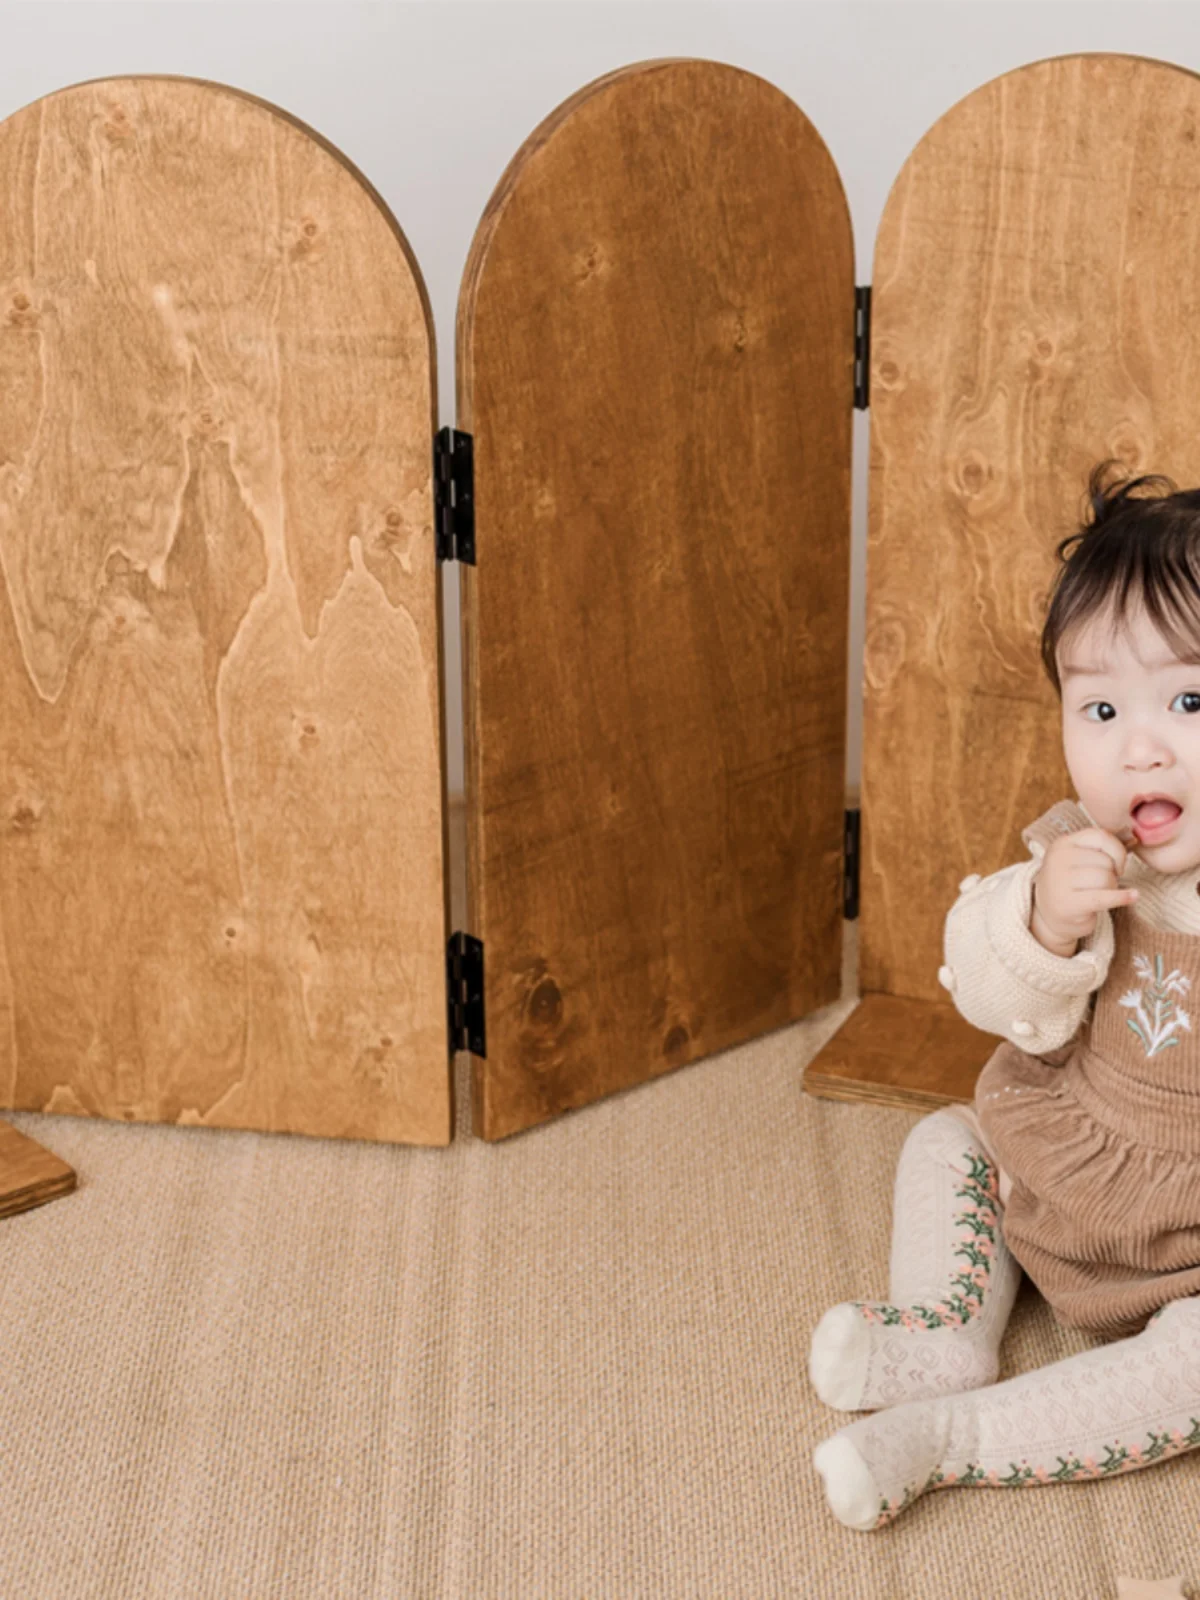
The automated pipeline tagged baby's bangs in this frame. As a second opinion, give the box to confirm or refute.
[1048,562,1200,685]
[1136,565,1200,665]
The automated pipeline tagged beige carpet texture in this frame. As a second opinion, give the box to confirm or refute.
[2,806,1196,1598]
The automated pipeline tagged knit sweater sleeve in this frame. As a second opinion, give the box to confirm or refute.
[939,805,1114,1053]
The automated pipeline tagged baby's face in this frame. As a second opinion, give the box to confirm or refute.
[1058,601,1200,873]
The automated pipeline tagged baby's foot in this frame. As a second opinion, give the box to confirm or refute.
[808,1106,1021,1412]
[808,1297,1002,1411]
[813,1296,1200,1531]
[812,1394,951,1530]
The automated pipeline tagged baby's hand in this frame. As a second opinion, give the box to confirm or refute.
[1030,827,1139,957]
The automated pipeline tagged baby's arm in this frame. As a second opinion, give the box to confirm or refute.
[940,851,1113,1052]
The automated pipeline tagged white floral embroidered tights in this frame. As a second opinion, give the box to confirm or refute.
[809,1109,1200,1531]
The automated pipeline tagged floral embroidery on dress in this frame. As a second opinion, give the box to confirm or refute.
[1118,953,1192,1058]
[851,1149,998,1330]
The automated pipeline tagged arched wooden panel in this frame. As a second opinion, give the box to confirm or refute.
[458,59,853,1140]
[806,51,1200,1109]
[0,76,453,1147]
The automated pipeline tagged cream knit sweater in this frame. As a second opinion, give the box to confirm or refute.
[939,799,1200,1053]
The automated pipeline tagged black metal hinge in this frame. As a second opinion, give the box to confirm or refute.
[434,427,475,564]
[854,285,871,411]
[844,808,861,921]
[446,931,486,1056]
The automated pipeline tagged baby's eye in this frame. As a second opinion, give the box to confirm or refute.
[1081,693,1200,720]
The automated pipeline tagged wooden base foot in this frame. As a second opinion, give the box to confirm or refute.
[802,992,997,1112]
[0,1119,77,1219]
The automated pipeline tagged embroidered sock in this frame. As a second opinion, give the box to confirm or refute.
[808,1107,1020,1411]
[812,1295,1200,1531]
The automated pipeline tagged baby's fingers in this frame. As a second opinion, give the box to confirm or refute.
[1085,887,1139,912]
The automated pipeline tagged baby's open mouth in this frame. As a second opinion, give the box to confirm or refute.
[1131,798,1184,842]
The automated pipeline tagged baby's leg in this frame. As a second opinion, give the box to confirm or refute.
[947,1103,1014,1208]
[813,1294,1200,1530]
[808,1105,1021,1411]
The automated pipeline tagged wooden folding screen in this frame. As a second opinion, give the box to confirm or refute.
[7,51,1197,1202]
[0,75,454,1175]
[457,59,853,1139]
[0,59,853,1194]
[805,51,1200,1108]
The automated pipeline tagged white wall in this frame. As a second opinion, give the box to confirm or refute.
[3,0,1198,797]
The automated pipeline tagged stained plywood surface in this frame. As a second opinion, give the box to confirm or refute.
[860,52,1200,1008]
[802,993,994,1111]
[0,1118,75,1218]
[459,59,853,1140]
[0,77,453,1145]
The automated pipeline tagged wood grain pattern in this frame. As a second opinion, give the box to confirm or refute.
[0,1118,75,1219]
[807,52,1200,1108]
[0,77,454,1145]
[458,60,853,1140]
[802,993,995,1111]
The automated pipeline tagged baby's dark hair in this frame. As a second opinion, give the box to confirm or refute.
[1040,459,1200,696]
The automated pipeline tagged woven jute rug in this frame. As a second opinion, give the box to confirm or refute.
[2,810,1195,1597]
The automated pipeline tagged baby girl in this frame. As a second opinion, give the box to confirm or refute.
[808,461,1200,1530]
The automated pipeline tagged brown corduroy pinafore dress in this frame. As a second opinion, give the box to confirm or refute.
[976,902,1200,1339]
